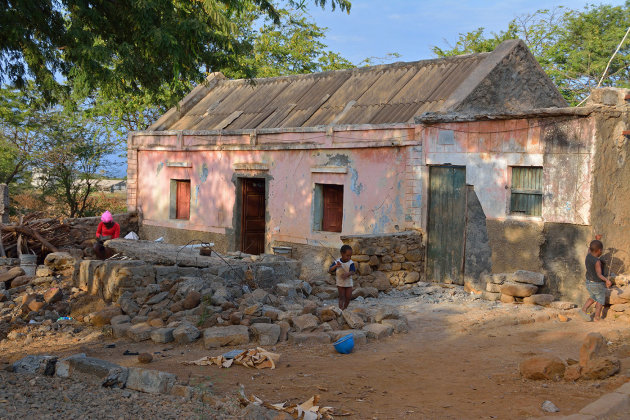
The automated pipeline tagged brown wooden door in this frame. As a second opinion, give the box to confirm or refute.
[241,178,265,254]
[322,184,343,232]
[175,180,191,220]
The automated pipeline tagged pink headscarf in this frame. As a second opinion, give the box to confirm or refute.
[101,211,113,223]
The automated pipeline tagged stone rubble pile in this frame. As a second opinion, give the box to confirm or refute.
[520,332,620,382]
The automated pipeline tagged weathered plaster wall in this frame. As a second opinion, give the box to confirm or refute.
[140,224,229,252]
[464,187,492,288]
[135,145,407,252]
[486,219,544,273]
[589,103,630,277]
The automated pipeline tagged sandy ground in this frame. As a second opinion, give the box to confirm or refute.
[2,297,630,420]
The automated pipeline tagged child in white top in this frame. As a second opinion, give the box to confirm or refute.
[328,245,356,310]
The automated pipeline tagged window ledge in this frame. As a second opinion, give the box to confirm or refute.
[506,214,543,222]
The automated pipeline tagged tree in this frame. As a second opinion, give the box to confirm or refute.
[0,0,351,104]
[432,2,630,104]
[0,85,48,186]
[37,112,116,218]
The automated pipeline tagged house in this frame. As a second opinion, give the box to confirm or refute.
[127,40,630,302]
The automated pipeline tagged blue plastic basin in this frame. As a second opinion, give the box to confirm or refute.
[333,334,355,354]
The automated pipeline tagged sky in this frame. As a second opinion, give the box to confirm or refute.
[306,0,627,64]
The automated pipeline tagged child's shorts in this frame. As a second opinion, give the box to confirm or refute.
[336,277,353,288]
[585,280,606,305]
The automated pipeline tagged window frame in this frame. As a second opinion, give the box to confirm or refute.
[509,166,543,217]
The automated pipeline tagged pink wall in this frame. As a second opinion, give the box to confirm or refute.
[136,146,407,249]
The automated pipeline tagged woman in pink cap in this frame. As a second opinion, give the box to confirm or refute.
[94,211,120,259]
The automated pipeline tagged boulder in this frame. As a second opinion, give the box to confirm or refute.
[110,314,131,325]
[374,306,399,323]
[381,318,409,334]
[579,332,607,367]
[564,364,582,381]
[13,355,57,376]
[500,294,516,304]
[372,272,392,291]
[127,323,153,342]
[56,354,124,385]
[549,301,576,310]
[203,325,249,349]
[250,323,281,346]
[278,321,290,342]
[610,303,630,312]
[523,294,554,306]
[126,367,176,394]
[363,323,394,340]
[28,299,46,312]
[318,307,337,322]
[182,291,201,310]
[112,322,132,338]
[118,296,140,315]
[510,270,545,286]
[146,291,169,305]
[342,310,365,329]
[481,291,500,301]
[11,275,32,288]
[0,267,25,283]
[581,356,620,380]
[292,314,319,332]
[485,283,502,293]
[36,266,53,278]
[91,306,123,327]
[519,355,566,380]
[43,288,63,304]
[44,252,76,271]
[173,323,200,344]
[352,287,378,299]
[500,282,538,297]
[608,287,630,305]
[287,332,331,345]
[151,327,175,344]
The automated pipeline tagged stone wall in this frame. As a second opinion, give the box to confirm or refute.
[341,231,425,288]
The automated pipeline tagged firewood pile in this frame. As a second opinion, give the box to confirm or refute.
[0,213,77,259]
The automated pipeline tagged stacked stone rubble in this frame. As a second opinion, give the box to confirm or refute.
[481,270,556,306]
[341,231,425,289]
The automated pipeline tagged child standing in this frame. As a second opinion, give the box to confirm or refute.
[328,245,356,310]
[580,239,612,322]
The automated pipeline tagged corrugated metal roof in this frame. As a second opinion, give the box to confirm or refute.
[153,52,494,130]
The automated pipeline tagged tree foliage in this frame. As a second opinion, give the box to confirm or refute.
[432,2,630,104]
[0,0,350,104]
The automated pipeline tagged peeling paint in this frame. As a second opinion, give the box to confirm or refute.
[349,168,363,195]
[156,161,164,175]
[324,153,350,167]
[195,185,200,205]
[200,163,209,182]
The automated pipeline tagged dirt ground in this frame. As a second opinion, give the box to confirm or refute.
[3,298,630,420]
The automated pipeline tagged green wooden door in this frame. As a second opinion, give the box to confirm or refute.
[427,166,467,284]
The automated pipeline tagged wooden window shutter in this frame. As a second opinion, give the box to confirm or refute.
[176,180,191,220]
[322,184,343,232]
[510,167,542,216]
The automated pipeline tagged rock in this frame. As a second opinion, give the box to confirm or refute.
[173,323,200,344]
[91,306,123,327]
[102,367,129,388]
[301,300,317,315]
[0,267,25,283]
[118,296,140,315]
[500,282,538,297]
[44,252,76,271]
[111,314,131,325]
[381,318,409,334]
[481,291,500,301]
[138,353,153,364]
[250,323,280,346]
[404,249,423,262]
[358,262,372,276]
[318,307,337,322]
[28,300,46,312]
[112,322,132,338]
[126,367,176,394]
[541,400,560,413]
[287,332,331,345]
[510,270,545,286]
[36,266,53,277]
[523,294,555,306]
[564,364,582,381]
[372,272,391,291]
[352,254,370,262]
[150,327,175,343]
[203,325,249,349]
[581,357,620,380]
[519,355,566,380]
[278,321,290,342]
[402,272,420,284]
[342,311,365,329]
[363,323,394,339]
[244,303,262,316]
[13,355,57,375]
[549,301,576,310]
[329,330,367,346]
[11,275,32,288]
[146,291,169,305]
[485,283,502,293]
[369,255,379,266]
[56,354,125,385]
[127,323,153,342]
[500,294,516,304]
[292,314,319,332]
[558,314,568,322]
[580,332,606,367]
[182,291,201,310]
[43,288,63,304]
[608,287,630,305]
[374,306,399,323]
[610,303,630,312]
[131,315,148,324]
[352,287,378,299]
